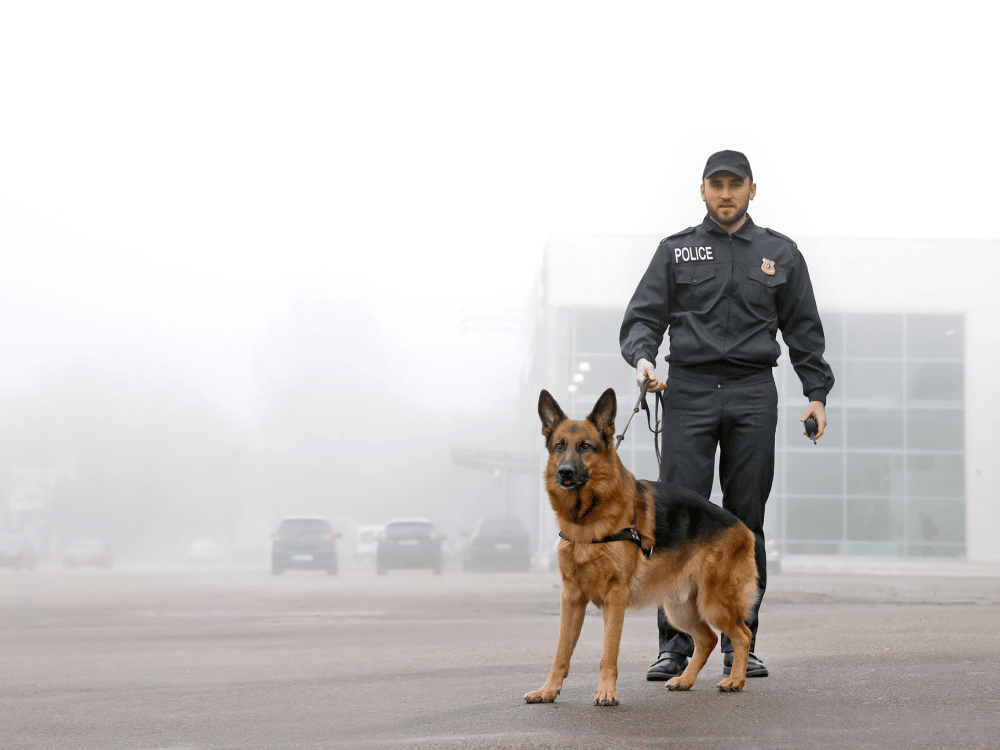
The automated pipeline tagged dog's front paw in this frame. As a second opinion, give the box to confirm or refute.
[716,677,744,692]
[524,687,559,703]
[593,687,619,706]
[666,676,694,691]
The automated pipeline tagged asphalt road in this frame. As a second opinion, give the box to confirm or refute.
[3,563,1000,750]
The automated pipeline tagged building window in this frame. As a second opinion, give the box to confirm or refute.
[773,312,965,558]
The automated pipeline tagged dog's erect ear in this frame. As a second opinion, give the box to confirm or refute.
[538,389,567,439]
[587,388,617,438]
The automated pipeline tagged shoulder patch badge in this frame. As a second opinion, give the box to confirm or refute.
[761,258,776,276]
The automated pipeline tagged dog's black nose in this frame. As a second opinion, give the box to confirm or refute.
[558,466,576,483]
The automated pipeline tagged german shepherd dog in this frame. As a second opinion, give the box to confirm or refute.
[525,388,758,706]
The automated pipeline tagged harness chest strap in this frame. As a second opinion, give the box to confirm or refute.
[559,527,654,559]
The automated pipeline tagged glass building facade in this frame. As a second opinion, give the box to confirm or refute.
[547,308,965,559]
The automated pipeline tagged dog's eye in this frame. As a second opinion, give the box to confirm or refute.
[579,442,591,451]
[554,441,565,452]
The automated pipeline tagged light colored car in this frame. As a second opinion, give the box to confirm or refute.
[354,524,383,563]
[185,538,223,564]
[63,536,113,569]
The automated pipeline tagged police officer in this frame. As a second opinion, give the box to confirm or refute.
[619,150,835,681]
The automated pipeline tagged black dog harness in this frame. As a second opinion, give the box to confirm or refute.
[559,525,654,559]
[559,499,654,559]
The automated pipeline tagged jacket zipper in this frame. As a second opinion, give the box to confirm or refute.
[720,234,735,359]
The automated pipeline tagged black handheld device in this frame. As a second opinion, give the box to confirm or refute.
[805,416,818,444]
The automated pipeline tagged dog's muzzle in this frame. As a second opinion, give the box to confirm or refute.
[557,465,587,489]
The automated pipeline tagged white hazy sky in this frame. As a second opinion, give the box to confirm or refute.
[1,1,996,410]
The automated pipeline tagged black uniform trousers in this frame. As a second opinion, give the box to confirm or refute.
[656,370,777,656]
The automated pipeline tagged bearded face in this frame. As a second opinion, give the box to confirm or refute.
[702,171,755,231]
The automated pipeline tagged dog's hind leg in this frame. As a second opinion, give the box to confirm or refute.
[700,591,753,692]
[662,599,717,691]
[525,584,587,703]
[714,615,752,693]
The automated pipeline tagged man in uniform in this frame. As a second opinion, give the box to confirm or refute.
[619,150,835,680]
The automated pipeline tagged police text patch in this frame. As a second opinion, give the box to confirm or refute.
[674,246,713,262]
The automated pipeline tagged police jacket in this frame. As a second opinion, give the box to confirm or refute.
[619,214,835,404]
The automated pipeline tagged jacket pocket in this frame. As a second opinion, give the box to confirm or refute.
[673,263,719,312]
[744,265,787,315]
[747,265,787,287]
[675,264,718,286]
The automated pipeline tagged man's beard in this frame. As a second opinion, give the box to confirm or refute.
[708,200,749,230]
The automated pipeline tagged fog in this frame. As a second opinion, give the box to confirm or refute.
[1,2,996,566]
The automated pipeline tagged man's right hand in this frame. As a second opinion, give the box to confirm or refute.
[636,358,666,392]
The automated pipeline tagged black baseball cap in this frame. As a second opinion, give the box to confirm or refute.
[703,150,752,182]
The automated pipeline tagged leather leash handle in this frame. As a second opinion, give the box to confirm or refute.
[638,376,651,404]
[615,377,652,449]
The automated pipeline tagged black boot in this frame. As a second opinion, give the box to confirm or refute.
[646,652,689,681]
[722,652,768,677]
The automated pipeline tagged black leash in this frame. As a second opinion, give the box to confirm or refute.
[559,378,663,560]
[615,377,664,475]
[614,377,650,450]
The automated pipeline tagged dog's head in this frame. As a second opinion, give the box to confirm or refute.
[538,388,617,491]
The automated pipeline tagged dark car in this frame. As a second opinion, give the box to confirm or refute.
[0,532,38,571]
[63,536,113,569]
[462,518,532,572]
[271,517,340,576]
[376,518,444,575]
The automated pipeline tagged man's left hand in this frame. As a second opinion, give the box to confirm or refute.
[800,401,827,440]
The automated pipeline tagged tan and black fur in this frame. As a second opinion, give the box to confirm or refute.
[524,388,759,706]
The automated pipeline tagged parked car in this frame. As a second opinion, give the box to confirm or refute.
[185,538,223,565]
[0,532,37,571]
[63,536,113,569]
[271,517,340,576]
[354,524,383,565]
[376,518,444,575]
[462,518,532,572]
